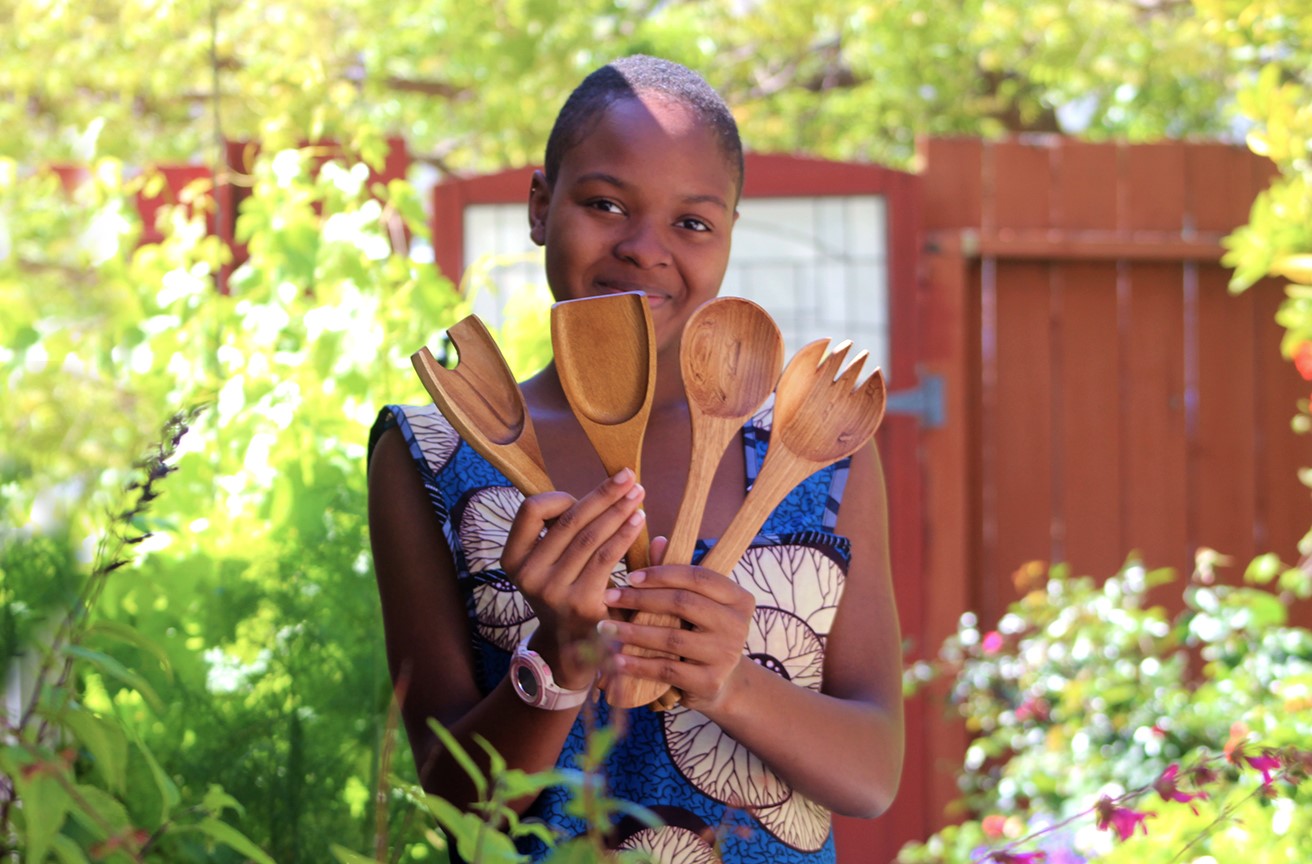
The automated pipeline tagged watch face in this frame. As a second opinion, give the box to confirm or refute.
[515,663,540,700]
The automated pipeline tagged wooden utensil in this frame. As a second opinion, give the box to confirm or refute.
[698,338,887,577]
[550,292,657,571]
[607,296,784,710]
[411,315,553,497]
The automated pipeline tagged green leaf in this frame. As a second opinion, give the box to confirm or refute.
[12,769,72,864]
[427,719,487,801]
[497,767,575,803]
[1229,588,1287,630]
[194,816,277,864]
[330,843,382,864]
[62,645,163,712]
[49,834,93,864]
[68,783,132,838]
[59,707,129,794]
[1245,553,1282,585]
[134,737,182,822]
[84,619,173,678]
[427,795,529,864]
[202,783,245,817]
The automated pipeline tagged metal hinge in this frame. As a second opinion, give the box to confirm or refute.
[885,372,945,428]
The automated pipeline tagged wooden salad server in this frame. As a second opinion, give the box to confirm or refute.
[607,296,785,711]
[411,315,553,497]
[698,339,887,577]
[550,292,657,574]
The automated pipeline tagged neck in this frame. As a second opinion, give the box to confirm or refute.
[650,343,687,412]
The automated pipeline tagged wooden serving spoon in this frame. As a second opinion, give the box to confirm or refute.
[607,296,784,710]
[550,292,656,572]
[411,315,553,497]
[699,339,887,577]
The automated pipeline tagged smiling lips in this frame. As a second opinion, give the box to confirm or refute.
[593,280,672,305]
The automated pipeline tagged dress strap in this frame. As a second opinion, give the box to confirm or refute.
[741,394,851,533]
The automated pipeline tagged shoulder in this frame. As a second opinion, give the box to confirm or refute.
[369,403,462,482]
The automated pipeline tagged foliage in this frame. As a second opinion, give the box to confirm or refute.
[1211,0,1312,415]
[2,409,279,863]
[0,0,1268,172]
[898,556,1312,863]
[0,139,487,861]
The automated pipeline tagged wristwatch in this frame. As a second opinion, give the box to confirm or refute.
[510,634,591,710]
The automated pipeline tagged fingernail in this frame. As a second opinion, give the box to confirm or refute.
[603,588,622,604]
[627,509,646,526]
[628,571,646,585]
[597,619,618,636]
[625,483,644,500]
[612,467,634,484]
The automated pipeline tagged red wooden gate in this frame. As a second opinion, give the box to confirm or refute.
[903,136,1312,862]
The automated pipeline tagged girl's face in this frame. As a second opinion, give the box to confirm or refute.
[529,93,739,354]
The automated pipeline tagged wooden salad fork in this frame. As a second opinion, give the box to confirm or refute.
[698,339,887,577]
[410,315,553,497]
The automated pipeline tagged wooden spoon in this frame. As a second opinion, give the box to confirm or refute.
[410,315,553,497]
[699,338,887,577]
[550,292,656,571]
[607,296,784,710]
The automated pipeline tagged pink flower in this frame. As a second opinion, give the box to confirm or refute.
[1015,697,1049,723]
[982,814,1009,839]
[1094,797,1154,841]
[982,631,1005,654]
[1245,753,1282,786]
[1153,763,1208,813]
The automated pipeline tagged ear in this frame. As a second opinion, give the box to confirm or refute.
[528,169,550,247]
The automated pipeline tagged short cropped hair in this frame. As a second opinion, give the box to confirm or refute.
[543,55,744,199]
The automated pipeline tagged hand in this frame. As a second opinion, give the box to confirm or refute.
[599,559,755,713]
[500,468,646,690]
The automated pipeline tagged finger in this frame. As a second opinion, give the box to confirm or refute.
[549,491,648,596]
[530,469,643,565]
[600,616,704,662]
[649,535,668,565]
[501,491,578,575]
[506,472,643,590]
[545,507,648,616]
[606,567,753,617]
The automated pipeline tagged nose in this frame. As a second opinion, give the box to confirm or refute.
[613,219,670,269]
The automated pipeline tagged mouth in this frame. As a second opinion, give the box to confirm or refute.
[593,280,672,306]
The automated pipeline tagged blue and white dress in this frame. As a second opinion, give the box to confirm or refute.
[371,396,853,864]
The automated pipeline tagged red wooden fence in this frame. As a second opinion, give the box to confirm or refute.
[891,136,1312,863]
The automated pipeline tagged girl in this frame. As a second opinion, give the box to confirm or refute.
[368,55,904,863]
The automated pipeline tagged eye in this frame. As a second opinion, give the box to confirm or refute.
[677,216,711,233]
[587,198,624,214]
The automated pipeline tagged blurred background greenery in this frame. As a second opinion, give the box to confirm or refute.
[1,1,1309,862]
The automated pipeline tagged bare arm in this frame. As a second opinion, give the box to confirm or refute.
[367,425,645,811]
[601,441,905,817]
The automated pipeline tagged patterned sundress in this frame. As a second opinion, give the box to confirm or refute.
[370,395,853,864]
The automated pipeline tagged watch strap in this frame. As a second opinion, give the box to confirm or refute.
[510,634,590,710]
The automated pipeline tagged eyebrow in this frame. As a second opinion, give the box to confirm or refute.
[574,171,731,213]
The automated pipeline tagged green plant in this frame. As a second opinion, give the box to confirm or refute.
[899,554,1312,863]
[1,408,277,863]
[0,140,484,861]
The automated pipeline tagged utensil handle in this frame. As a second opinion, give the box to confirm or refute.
[699,456,815,576]
[665,426,736,566]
